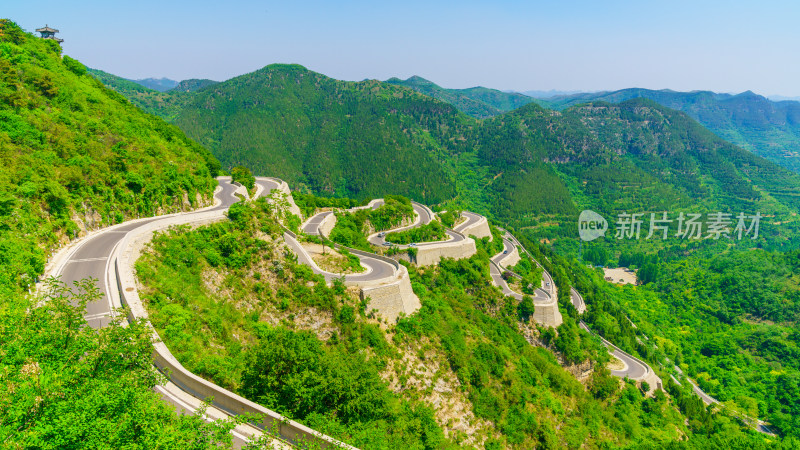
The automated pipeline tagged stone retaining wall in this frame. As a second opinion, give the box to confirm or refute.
[456,213,492,240]
[360,265,421,323]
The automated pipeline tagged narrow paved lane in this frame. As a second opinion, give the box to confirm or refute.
[56,177,240,328]
[367,201,438,246]
[286,211,397,283]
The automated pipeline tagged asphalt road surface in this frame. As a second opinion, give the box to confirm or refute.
[298,210,397,283]
[489,238,551,303]
[570,287,586,314]
[453,211,483,234]
[56,177,240,329]
[579,321,649,379]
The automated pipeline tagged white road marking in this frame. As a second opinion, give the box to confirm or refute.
[66,257,108,263]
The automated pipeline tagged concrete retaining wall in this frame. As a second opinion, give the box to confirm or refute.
[114,203,353,449]
[414,232,477,266]
[360,265,421,323]
[456,213,492,241]
[532,298,563,328]
[319,211,337,237]
[311,226,421,321]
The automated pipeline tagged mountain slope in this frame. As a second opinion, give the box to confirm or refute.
[538,88,800,173]
[0,20,220,291]
[477,99,800,227]
[169,78,218,92]
[173,64,465,203]
[88,65,800,245]
[0,19,232,447]
[87,68,191,120]
[385,75,534,119]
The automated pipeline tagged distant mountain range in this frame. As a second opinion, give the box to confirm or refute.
[88,65,800,238]
[110,72,800,174]
[133,77,179,92]
[385,76,535,119]
[521,89,586,98]
[535,88,800,173]
[170,78,218,92]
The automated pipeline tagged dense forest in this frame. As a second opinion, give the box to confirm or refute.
[91,65,800,247]
[384,76,534,119]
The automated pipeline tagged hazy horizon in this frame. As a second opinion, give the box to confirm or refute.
[6,0,800,97]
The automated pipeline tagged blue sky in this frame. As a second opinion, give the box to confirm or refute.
[6,0,800,96]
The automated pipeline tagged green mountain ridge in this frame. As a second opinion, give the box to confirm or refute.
[89,64,800,246]
[170,78,218,92]
[385,75,535,119]
[133,76,178,91]
[537,88,800,173]
[172,64,464,204]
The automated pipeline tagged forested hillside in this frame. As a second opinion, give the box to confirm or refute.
[172,64,466,204]
[138,198,726,449]
[86,68,192,120]
[0,20,229,446]
[538,88,800,173]
[89,65,800,247]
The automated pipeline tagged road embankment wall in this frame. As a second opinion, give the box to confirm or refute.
[532,298,563,328]
[311,226,422,322]
[414,233,477,266]
[360,265,421,323]
[457,214,492,241]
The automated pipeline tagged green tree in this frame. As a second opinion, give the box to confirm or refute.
[518,295,535,322]
[0,278,239,447]
[231,166,256,194]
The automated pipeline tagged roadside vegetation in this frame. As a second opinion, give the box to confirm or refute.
[388,220,447,245]
[0,21,232,447]
[328,195,415,251]
[0,20,219,292]
[133,200,772,448]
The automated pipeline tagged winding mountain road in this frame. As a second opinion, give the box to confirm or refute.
[489,229,651,382]
[292,210,398,283]
[54,178,241,329]
[363,200,468,249]
[489,238,552,303]
[52,177,286,447]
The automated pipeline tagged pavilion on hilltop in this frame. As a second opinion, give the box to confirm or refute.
[36,25,63,43]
